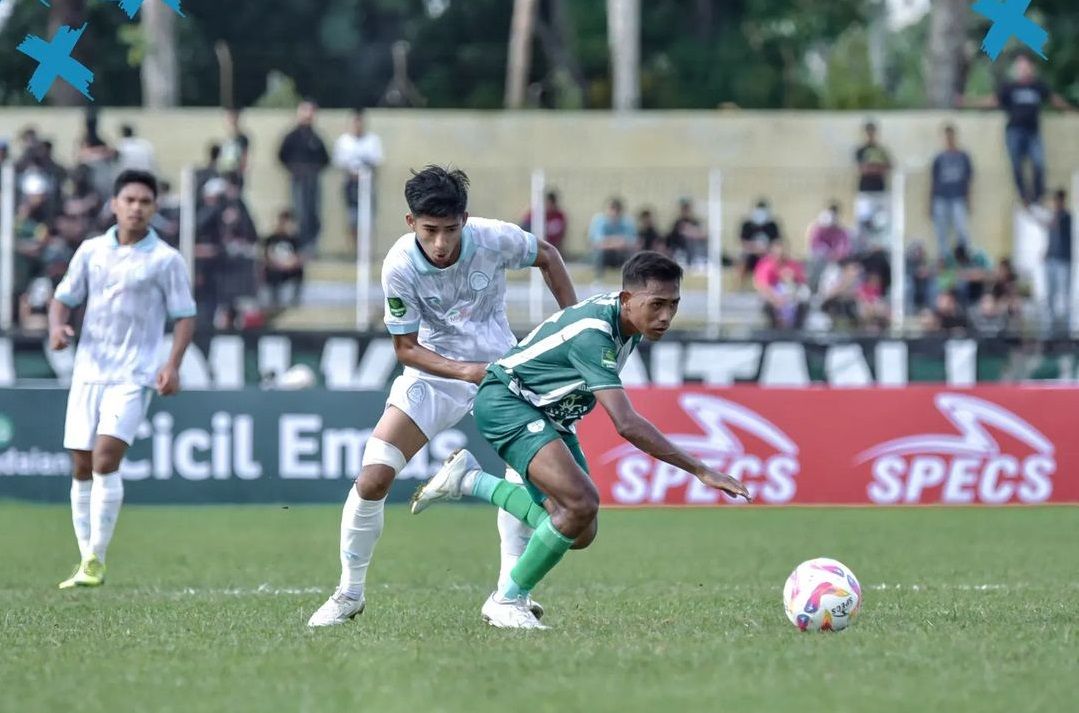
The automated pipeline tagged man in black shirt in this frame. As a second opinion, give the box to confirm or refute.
[961,54,1074,204]
[738,198,780,285]
[853,121,892,250]
[277,100,330,252]
[1044,189,1073,334]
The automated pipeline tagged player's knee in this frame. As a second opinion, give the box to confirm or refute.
[564,487,599,524]
[357,437,407,499]
[91,451,122,475]
[571,518,598,550]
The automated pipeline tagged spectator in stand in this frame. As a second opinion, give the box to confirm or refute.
[588,197,637,280]
[264,209,306,309]
[194,143,222,208]
[666,197,707,269]
[194,177,228,332]
[805,200,852,290]
[818,258,863,328]
[738,198,781,287]
[854,120,893,249]
[1044,188,1073,334]
[970,292,1009,337]
[333,109,384,249]
[520,191,567,255]
[38,140,68,218]
[940,243,992,306]
[278,100,330,252]
[960,53,1076,204]
[219,109,251,190]
[905,241,936,313]
[0,137,9,165]
[115,124,157,174]
[152,179,182,248]
[856,272,890,333]
[921,289,969,335]
[754,239,809,330]
[77,111,118,200]
[637,209,662,252]
[930,124,974,257]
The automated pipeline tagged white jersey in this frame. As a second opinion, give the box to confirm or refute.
[55,227,197,387]
[381,217,537,376]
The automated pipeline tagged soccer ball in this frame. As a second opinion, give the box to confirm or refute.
[782,557,862,632]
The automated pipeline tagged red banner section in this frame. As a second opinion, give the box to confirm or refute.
[577,387,1079,506]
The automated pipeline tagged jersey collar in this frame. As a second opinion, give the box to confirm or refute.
[409,223,476,275]
[107,226,160,252]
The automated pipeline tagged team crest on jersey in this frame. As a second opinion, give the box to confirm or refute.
[387,297,406,318]
[406,382,427,404]
[527,419,546,434]
[600,347,618,370]
[469,271,491,291]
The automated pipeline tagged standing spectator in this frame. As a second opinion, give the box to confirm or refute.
[930,124,974,257]
[194,178,228,332]
[1044,189,1073,334]
[754,240,809,330]
[588,198,637,280]
[738,198,781,287]
[152,180,182,248]
[0,137,9,165]
[666,197,707,269]
[960,53,1075,204]
[194,143,222,208]
[332,109,384,249]
[853,120,893,249]
[278,100,330,252]
[805,201,852,290]
[263,209,306,308]
[219,109,251,189]
[520,191,567,255]
[115,124,156,174]
[636,209,662,252]
[76,111,117,200]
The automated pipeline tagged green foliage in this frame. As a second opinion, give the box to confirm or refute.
[821,26,891,109]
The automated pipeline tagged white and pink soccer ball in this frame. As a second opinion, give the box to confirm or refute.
[782,557,862,632]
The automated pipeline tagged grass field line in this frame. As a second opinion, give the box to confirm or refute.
[12,581,1068,599]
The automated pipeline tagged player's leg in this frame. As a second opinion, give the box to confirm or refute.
[59,381,101,589]
[495,468,534,594]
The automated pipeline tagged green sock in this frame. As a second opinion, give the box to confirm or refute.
[471,471,548,529]
[500,518,574,598]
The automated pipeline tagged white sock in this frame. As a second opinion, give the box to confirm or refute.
[89,471,124,564]
[496,508,534,593]
[70,478,92,560]
[338,487,385,601]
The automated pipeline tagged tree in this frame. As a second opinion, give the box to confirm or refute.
[505,0,539,108]
[46,0,88,106]
[606,0,639,110]
[141,0,180,107]
[926,0,969,108]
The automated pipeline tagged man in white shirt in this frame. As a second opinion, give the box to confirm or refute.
[332,109,384,248]
[116,124,157,174]
[49,170,196,589]
[308,165,577,627]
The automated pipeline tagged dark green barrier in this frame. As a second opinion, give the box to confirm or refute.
[0,388,503,504]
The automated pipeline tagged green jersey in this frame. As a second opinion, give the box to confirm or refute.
[488,292,642,432]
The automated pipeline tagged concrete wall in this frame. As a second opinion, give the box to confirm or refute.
[3,108,1077,261]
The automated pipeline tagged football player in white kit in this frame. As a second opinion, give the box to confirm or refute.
[308,165,578,626]
[49,170,196,589]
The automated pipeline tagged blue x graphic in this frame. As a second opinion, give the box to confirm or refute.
[972,0,1048,61]
[17,23,94,102]
[108,0,186,20]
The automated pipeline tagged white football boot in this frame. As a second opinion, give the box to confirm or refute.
[410,448,480,514]
[481,593,549,630]
[307,589,366,627]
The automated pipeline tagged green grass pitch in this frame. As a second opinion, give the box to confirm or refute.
[2,503,1077,713]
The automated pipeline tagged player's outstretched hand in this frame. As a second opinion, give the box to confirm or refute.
[49,325,74,351]
[697,468,752,502]
[156,365,181,396]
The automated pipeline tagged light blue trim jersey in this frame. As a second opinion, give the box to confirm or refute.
[381,217,538,375]
[55,227,196,386]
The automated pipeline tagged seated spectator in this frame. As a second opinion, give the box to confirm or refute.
[805,200,851,290]
[857,272,890,332]
[859,244,892,295]
[64,164,104,223]
[521,191,567,255]
[905,241,937,313]
[970,292,1010,336]
[637,209,662,252]
[818,258,863,328]
[666,197,706,269]
[754,240,809,330]
[921,289,969,335]
[18,276,53,333]
[588,197,637,280]
[939,243,992,306]
[264,209,305,308]
[738,198,781,287]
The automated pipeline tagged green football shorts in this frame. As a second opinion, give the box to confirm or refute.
[473,374,589,504]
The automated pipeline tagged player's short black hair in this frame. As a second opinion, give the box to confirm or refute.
[405,165,469,218]
[113,169,158,198]
[622,251,683,289]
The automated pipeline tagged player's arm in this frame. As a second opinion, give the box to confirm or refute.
[49,242,90,350]
[156,254,198,396]
[532,238,578,309]
[594,387,751,501]
[157,317,195,396]
[47,299,75,350]
[392,332,488,384]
